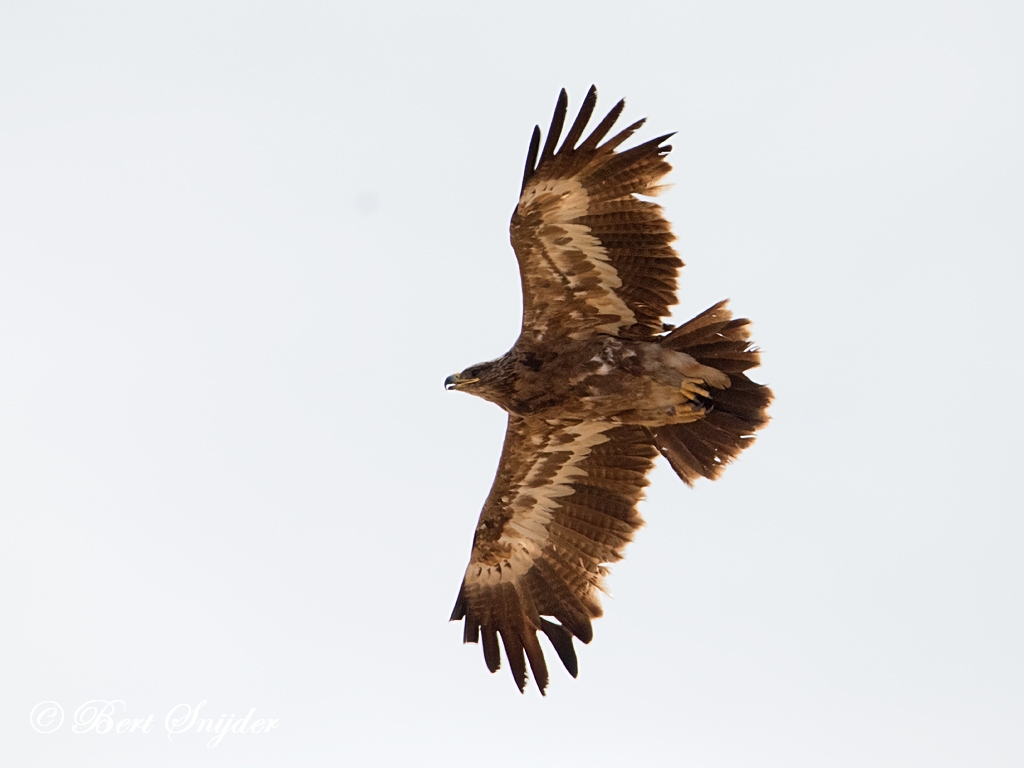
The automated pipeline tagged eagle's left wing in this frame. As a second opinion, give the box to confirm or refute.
[510,86,683,343]
[450,416,659,693]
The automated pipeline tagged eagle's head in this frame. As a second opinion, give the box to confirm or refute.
[444,358,512,406]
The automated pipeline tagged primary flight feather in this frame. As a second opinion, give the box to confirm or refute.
[446,86,773,693]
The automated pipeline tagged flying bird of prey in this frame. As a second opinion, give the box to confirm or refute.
[446,86,772,693]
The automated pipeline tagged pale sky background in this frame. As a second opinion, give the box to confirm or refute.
[2,1,1022,765]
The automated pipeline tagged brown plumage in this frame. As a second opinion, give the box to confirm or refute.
[446,86,772,693]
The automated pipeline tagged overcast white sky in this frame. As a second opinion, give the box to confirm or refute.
[2,1,1022,765]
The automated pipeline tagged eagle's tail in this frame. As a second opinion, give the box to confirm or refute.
[651,301,772,485]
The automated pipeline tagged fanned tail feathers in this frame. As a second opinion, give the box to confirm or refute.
[653,301,773,484]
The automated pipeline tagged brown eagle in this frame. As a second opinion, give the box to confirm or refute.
[446,86,772,693]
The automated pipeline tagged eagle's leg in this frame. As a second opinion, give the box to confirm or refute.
[679,360,730,391]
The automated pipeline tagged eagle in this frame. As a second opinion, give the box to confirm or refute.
[445,86,772,693]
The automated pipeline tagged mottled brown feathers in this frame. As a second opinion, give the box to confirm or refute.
[452,420,657,693]
[449,88,772,693]
[511,86,682,342]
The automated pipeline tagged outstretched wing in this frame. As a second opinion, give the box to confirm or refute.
[511,86,683,343]
[450,416,659,693]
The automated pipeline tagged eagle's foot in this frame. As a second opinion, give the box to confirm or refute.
[668,402,707,423]
[680,377,711,401]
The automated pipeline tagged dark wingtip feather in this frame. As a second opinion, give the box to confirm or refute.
[523,630,550,695]
[598,116,647,153]
[578,98,626,152]
[558,84,598,155]
[572,616,594,644]
[653,131,676,152]
[540,619,579,678]
[500,630,528,693]
[539,88,569,163]
[521,125,541,192]
[482,626,501,673]
[449,583,466,621]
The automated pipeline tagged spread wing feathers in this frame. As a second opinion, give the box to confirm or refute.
[450,416,659,693]
[511,85,683,343]
[651,301,774,484]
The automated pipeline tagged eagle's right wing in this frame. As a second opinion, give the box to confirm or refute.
[450,415,659,693]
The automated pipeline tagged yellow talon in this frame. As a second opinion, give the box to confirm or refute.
[680,378,710,400]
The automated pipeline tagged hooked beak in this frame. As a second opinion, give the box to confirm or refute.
[444,373,479,391]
